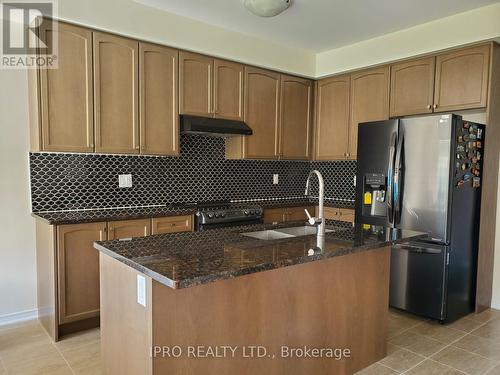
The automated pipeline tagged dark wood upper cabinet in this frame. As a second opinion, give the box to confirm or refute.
[37,22,94,152]
[93,32,139,154]
[213,59,244,121]
[434,44,490,112]
[279,74,312,160]
[314,75,350,160]
[349,66,390,159]
[139,43,179,156]
[390,56,436,117]
[242,66,281,159]
[179,51,213,117]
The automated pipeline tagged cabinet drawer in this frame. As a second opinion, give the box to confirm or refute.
[152,215,193,234]
[263,208,286,224]
[321,206,339,220]
[108,218,150,240]
[338,208,355,223]
[286,206,314,222]
[319,207,355,223]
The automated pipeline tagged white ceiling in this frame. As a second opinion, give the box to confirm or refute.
[134,0,500,52]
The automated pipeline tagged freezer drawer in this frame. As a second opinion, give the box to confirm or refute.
[389,242,448,321]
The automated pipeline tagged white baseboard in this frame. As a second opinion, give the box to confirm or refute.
[0,309,38,327]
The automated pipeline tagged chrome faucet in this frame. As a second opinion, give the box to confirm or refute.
[304,170,325,247]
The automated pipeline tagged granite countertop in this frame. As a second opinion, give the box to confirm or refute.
[31,198,355,225]
[94,221,424,289]
[31,205,198,225]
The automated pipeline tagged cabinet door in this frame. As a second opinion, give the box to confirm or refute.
[108,219,151,240]
[314,75,350,160]
[179,52,213,117]
[286,206,315,222]
[214,59,244,121]
[263,208,286,224]
[140,43,179,156]
[38,22,94,152]
[243,67,281,159]
[94,32,139,154]
[434,45,490,112]
[57,222,106,324]
[151,215,193,234]
[349,66,390,159]
[390,57,435,117]
[279,75,312,160]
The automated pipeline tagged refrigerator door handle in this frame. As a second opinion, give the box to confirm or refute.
[387,132,397,224]
[394,132,404,222]
[393,244,442,254]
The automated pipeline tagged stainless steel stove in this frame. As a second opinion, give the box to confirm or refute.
[194,201,263,231]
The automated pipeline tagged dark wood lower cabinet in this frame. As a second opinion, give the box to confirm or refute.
[35,215,192,341]
[263,206,315,224]
[57,222,107,325]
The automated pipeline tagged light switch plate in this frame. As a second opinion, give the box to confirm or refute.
[137,275,146,307]
[119,174,132,188]
[273,174,279,185]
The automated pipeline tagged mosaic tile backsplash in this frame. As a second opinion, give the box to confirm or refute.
[30,135,356,212]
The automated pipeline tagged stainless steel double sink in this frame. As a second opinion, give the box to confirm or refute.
[241,226,333,241]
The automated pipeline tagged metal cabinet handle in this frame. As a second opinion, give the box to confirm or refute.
[433,104,438,109]
[427,104,432,110]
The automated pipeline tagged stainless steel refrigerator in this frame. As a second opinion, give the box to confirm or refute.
[355,114,485,323]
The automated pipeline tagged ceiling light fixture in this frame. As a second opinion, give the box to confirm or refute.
[243,0,292,17]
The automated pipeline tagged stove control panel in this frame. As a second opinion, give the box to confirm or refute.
[197,207,263,225]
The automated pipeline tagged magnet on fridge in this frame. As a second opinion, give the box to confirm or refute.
[463,174,471,181]
[458,136,464,142]
[477,141,482,148]
[463,122,470,129]
[473,177,481,188]
[457,145,465,152]
[477,129,483,139]
[457,180,465,187]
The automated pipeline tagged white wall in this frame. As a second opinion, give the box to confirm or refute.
[57,0,316,77]
[491,167,500,310]
[316,3,500,77]
[0,68,37,322]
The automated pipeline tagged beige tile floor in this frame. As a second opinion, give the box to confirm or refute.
[358,308,500,375]
[0,321,101,374]
[0,308,499,374]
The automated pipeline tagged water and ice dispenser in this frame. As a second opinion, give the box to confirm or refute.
[362,173,387,217]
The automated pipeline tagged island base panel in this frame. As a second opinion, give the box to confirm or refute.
[100,247,390,375]
[100,254,153,375]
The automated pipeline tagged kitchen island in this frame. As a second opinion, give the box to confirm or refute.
[94,222,423,375]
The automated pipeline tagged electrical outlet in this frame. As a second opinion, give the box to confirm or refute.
[273,174,279,185]
[137,275,146,307]
[119,174,132,188]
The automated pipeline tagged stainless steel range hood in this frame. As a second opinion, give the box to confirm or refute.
[180,115,252,137]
